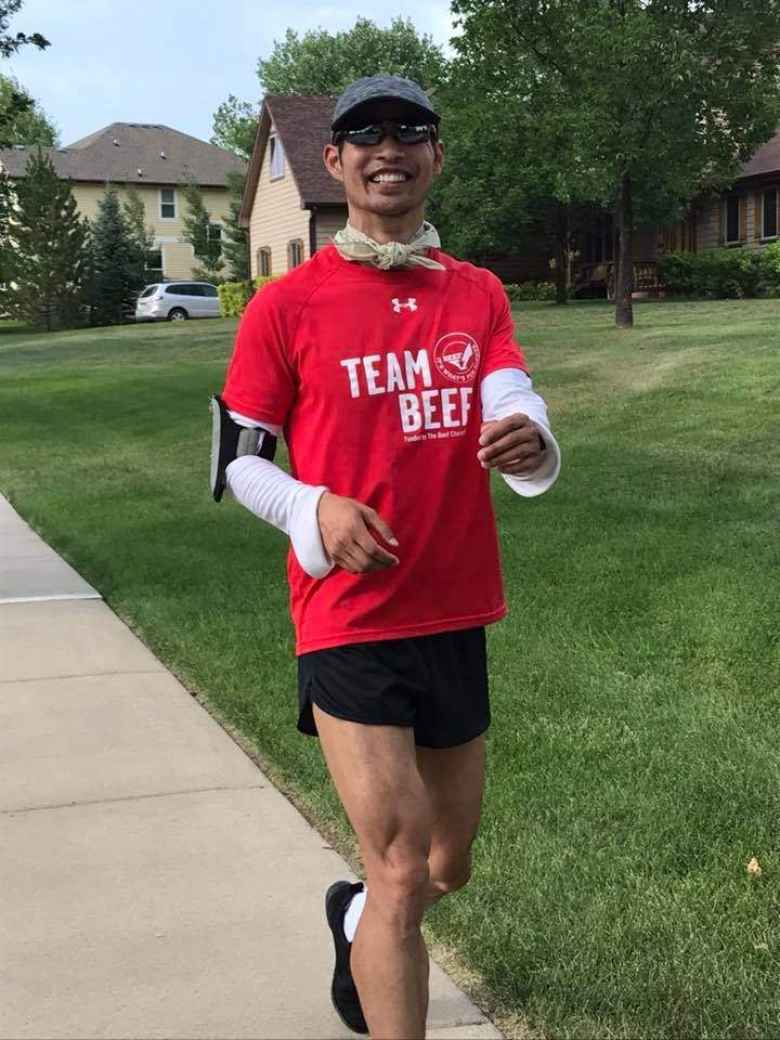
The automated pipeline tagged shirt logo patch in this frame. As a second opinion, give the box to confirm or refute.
[433,332,480,384]
[391,297,418,313]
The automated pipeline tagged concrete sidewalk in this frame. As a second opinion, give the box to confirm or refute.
[0,495,501,1040]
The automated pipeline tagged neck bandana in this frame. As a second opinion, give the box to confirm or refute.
[333,221,445,271]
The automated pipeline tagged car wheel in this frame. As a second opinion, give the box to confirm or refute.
[168,308,188,321]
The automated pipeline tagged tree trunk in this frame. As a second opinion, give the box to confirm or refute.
[554,204,568,305]
[615,170,634,328]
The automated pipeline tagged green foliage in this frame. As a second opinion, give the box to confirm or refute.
[220,170,250,281]
[658,249,767,299]
[211,94,258,161]
[217,276,278,317]
[504,281,556,303]
[0,1,49,58]
[87,186,146,326]
[121,185,155,287]
[181,180,224,283]
[0,73,57,147]
[0,148,88,330]
[257,16,447,95]
[451,0,780,325]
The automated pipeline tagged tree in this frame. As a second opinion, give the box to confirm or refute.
[0,74,57,146]
[220,170,250,281]
[88,186,145,326]
[122,185,155,285]
[0,1,48,57]
[181,180,224,282]
[0,4,51,149]
[211,94,258,161]
[452,0,780,327]
[258,17,448,95]
[0,149,88,330]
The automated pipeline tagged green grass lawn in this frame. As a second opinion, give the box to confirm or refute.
[1,303,778,1039]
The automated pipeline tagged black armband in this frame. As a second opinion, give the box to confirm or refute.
[209,394,277,502]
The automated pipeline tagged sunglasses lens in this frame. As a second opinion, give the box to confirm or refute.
[344,126,383,145]
[397,125,431,144]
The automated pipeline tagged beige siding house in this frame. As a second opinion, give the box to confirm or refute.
[0,123,246,280]
[240,96,347,277]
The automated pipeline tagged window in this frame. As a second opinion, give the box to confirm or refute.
[201,284,218,297]
[145,250,163,281]
[257,246,272,277]
[160,188,176,219]
[763,189,777,239]
[165,283,198,296]
[287,239,304,269]
[140,284,159,298]
[269,134,285,179]
[724,195,740,243]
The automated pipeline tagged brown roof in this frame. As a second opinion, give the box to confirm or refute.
[240,96,346,225]
[0,123,245,187]
[738,128,780,180]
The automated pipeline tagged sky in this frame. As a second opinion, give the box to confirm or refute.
[6,0,457,148]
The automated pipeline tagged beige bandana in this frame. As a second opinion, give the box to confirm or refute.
[333,221,445,271]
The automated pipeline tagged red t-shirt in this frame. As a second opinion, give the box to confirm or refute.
[222,244,527,655]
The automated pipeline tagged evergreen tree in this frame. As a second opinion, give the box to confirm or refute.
[0,148,87,330]
[181,180,224,282]
[88,185,145,326]
[220,170,249,281]
[122,185,155,286]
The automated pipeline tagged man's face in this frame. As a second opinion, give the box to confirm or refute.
[323,100,444,222]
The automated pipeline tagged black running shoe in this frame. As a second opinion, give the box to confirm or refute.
[325,880,368,1035]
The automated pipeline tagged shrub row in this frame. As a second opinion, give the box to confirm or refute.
[658,244,780,299]
[504,281,557,302]
[218,276,279,317]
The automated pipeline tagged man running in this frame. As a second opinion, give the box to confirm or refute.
[214,75,560,1040]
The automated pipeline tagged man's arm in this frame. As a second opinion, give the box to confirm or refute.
[479,368,561,497]
[224,411,398,578]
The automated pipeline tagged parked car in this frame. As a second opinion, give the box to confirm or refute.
[135,282,220,321]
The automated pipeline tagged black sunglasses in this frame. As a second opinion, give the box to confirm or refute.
[333,121,437,146]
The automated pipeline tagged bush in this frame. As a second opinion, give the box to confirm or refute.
[218,275,279,317]
[504,281,556,303]
[658,248,765,299]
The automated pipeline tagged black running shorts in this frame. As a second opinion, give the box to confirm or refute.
[297,626,490,749]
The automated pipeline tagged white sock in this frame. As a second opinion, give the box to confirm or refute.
[343,887,367,943]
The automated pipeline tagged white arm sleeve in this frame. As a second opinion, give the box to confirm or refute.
[225,410,333,580]
[480,368,561,498]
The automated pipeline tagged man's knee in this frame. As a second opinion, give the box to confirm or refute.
[366,845,431,928]
[427,855,472,903]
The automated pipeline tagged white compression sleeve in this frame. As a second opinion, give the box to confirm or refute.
[480,368,561,497]
[224,411,333,580]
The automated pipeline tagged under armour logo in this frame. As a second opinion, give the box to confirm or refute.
[391,297,418,313]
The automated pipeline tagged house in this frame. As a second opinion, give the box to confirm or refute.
[575,129,780,296]
[240,95,347,278]
[0,123,246,281]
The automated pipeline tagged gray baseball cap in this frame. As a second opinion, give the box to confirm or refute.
[331,75,439,131]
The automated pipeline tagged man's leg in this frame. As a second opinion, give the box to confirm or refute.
[417,735,486,907]
[313,705,432,1040]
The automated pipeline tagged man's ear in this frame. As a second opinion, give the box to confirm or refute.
[433,139,444,177]
[323,143,344,183]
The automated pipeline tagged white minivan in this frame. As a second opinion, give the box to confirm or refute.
[135,282,220,321]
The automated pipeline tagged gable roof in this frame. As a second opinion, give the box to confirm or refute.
[739,129,780,181]
[0,123,245,187]
[240,95,345,225]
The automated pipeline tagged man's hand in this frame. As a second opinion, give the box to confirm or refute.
[478,413,545,476]
[317,492,399,574]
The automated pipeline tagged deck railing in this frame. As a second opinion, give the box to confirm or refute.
[575,259,663,298]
